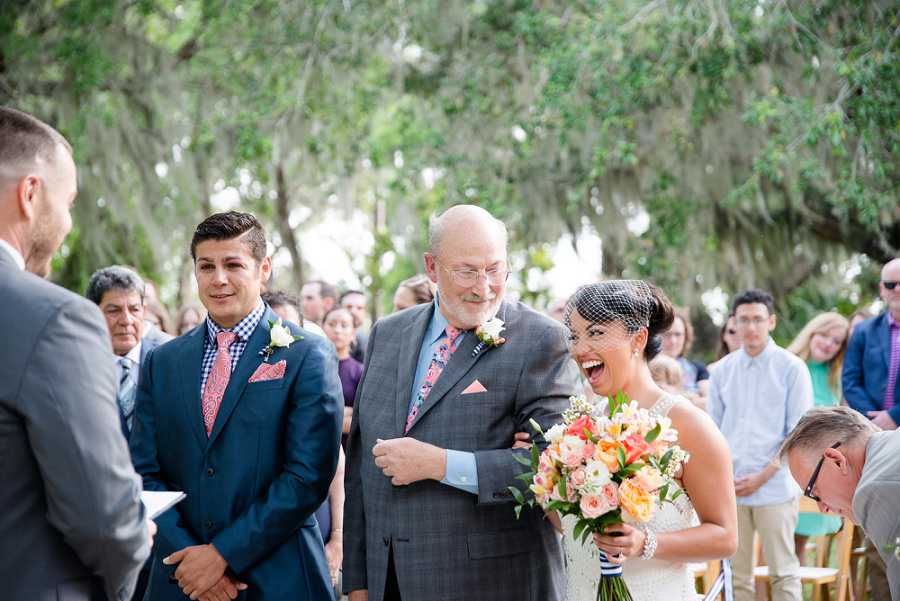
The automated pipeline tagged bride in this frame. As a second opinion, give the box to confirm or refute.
[557,281,737,600]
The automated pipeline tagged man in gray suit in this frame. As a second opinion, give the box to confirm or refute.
[0,107,151,601]
[778,406,900,598]
[343,205,579,601]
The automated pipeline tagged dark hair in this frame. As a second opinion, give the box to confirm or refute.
[86,265,146,305]
[731,288,774,315]
[715,312,736,361]
[190,211,267,264]
[0,108,72,183]
[323,306,354,323]
[262,290,302,317]
[340,290,366,303]
[672,307,694,357]
[304,280,338,302]
[567,281,674,361]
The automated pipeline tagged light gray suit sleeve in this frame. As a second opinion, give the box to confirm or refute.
[855,468,900,599]
[474,318,579,504]
[20,298,150,600]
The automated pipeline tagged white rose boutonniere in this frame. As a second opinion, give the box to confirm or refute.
[472,316,506,357]
[259,318,304,362]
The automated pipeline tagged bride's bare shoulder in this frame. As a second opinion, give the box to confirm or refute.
[665,397,727,451]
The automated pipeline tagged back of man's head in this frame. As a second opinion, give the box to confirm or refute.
[0,107,71,188]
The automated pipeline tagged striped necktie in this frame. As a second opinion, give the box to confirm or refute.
[117,357,137,430]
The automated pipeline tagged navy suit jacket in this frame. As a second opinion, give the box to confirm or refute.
[842,311,900,424]
[130,305,343,600]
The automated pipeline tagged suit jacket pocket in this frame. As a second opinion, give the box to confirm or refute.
[245,379,286,392]
[466,527,532,559]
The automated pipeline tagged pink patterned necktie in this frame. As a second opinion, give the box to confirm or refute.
[406,325,463,433]
[202,331,238,437]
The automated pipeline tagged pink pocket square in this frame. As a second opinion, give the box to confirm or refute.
[249,360,286,382]
[462,379,487,395]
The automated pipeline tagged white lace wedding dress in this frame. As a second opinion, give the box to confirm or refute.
[562,394,701,600]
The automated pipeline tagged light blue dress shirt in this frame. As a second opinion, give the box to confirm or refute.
[707,337,813,506]
[410,295,478,494]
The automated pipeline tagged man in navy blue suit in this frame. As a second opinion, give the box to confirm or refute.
[843,258,900,432]
[87,266,160,440]
[131,211,343,600]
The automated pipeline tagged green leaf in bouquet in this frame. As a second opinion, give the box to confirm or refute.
[532,438,540,465]
[671,488,683,501]
[558,476,568,501]
[514,504,522,519]
[644,422,662,443]
[510,486,525,504]
[660,448,674,467]
[617,462,646,477]
[617,446,627,470]
[658,482,669,501]
[585,429,599,444]
[573,518,588,543]
[514,454,534,467]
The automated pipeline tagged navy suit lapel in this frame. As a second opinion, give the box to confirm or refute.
[396,306,433,438]
[180,324,208,449]
[207,308,275,447]
[406,301,508,434]
[878,314,892,379]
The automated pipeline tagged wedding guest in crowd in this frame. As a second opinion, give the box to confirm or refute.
[842,258,900,599]
[649,353,685,395]
[708,313,741,373]
[131,211,343,600]
[661,307,709,406]
[785,312,850,566]
[777,406,900,599]
[323,306,364,448]
[848,307,874,333]
[341,289,369,363]
[144,299,175,343]
[301,279,338,327]
[344,205,579,601]
[391,273,435,313]
[546,296,569,324]
[263,288,327,336]
[708,288,813,601]
[0,106,151,601]
[175,302,206,336]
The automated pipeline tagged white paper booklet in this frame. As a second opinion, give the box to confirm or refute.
[141,490,186,520]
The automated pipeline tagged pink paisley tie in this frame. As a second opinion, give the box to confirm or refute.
[202,331,237,437]
[405,325,463,433]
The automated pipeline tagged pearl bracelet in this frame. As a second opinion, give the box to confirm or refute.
[640,529,658,560]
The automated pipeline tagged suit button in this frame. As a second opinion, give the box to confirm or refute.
[204,520,213,529]
[205,468,215,477]
[383,537,389,546]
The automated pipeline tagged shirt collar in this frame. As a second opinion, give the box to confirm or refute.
[206,300,266,346]
[0,238,25,270]
[887,312,899,329]
[123,341,142,365]
[427,294,454,345]
[738,336,775,367]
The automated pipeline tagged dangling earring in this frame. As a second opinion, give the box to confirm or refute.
[633,348,640,357]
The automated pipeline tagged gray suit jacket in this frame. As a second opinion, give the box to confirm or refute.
[852,430,900,599]
[343,299,579,601]
[0,247,150,601]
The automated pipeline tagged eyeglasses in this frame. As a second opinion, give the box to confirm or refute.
[804,442,841,502]
[343,304,366,311]
[726,329,737,335]
[434,256,510,287]
[882,280,899,290]
[736,316,769,327]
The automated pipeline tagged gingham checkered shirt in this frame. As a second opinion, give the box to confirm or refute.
[200,301,266,396]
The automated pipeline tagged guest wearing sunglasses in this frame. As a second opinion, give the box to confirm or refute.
[776,406,900,600]
[707,313,741,374]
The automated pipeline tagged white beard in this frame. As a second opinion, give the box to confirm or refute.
[437,279,502,328]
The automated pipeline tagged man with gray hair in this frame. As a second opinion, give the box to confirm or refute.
[87,266,159,439]
[0,107,151,601]
[344,204,579,601]
[777,406,900,598]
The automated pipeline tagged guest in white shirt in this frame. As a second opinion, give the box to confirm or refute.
[707,288,813,601]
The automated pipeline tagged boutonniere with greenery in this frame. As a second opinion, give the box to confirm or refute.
[259,318,303,362]
[472,316,506,357]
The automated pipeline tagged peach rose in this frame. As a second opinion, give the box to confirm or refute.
[570,466,587,488]
[559,444,583,469]
[631,465,665,495]
[618,479,654,523]
[601,481,620,509]
[579,493,611,519]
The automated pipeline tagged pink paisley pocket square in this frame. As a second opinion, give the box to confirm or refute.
[462,379,487,395]
[249,359,286,382]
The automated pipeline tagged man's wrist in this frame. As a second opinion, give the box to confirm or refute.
[434,446,447,480]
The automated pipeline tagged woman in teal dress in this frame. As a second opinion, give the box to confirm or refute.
[786,312,850,565]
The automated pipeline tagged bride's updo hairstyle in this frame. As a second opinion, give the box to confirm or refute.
[565,280,675,361]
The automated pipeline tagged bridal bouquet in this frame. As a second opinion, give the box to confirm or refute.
[511,391,689,601]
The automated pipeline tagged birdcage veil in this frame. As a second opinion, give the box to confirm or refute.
[564,280,653,352]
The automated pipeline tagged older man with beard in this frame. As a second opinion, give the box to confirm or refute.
[343,204,580,601]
